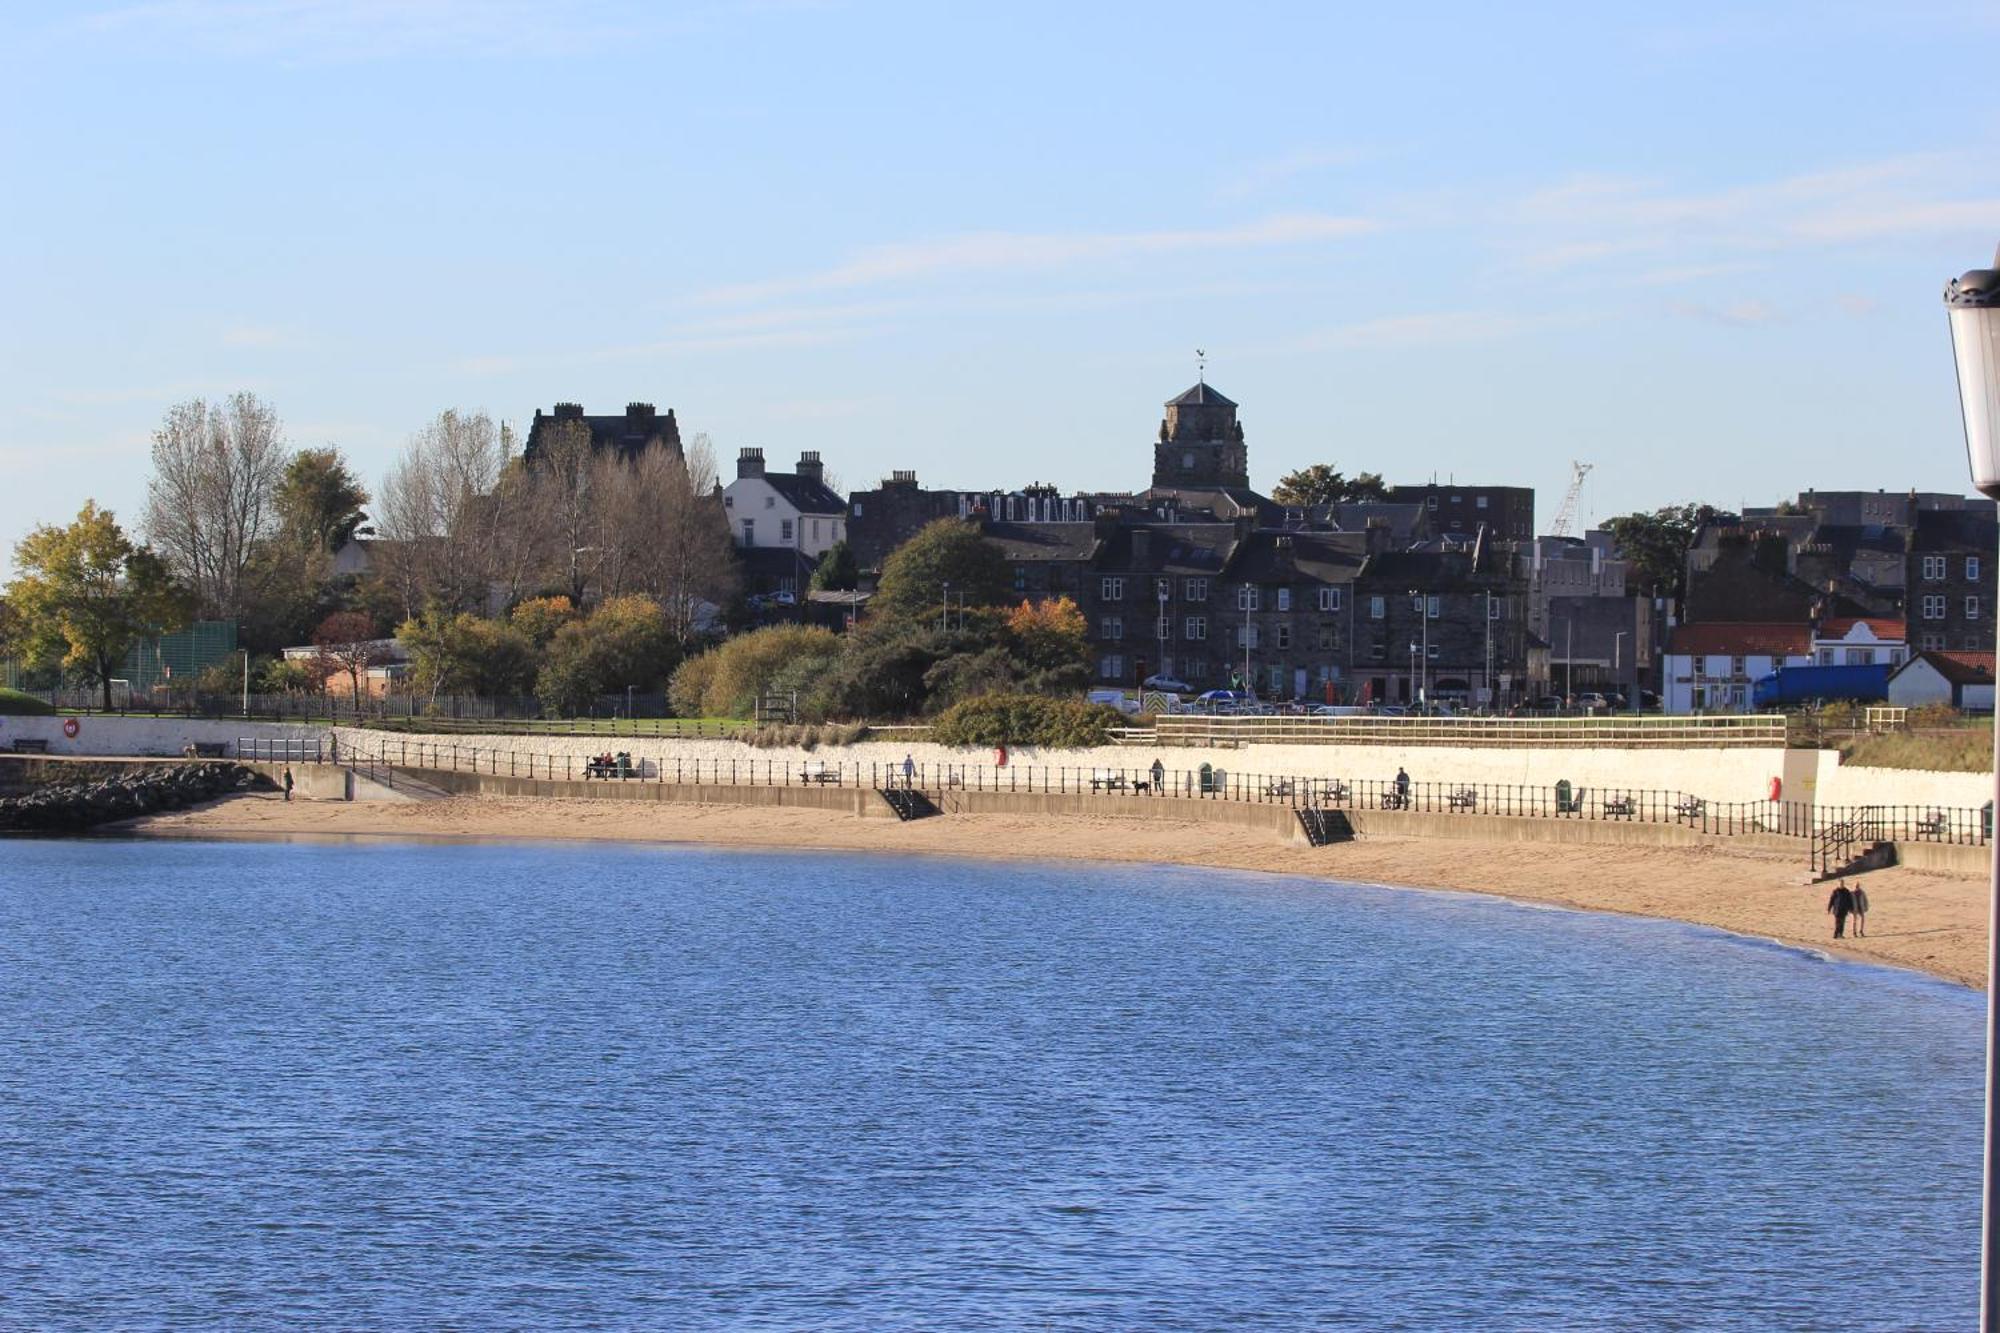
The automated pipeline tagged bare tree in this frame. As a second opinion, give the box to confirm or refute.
[626,432,739,646]
[312,610,385,700]
[143,392,290,619]
[373,409,506,617]
[524,418,605,608]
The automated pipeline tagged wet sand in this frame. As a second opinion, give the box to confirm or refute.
[133,792,1991,989]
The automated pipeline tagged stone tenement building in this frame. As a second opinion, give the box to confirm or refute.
[523,401,684,469]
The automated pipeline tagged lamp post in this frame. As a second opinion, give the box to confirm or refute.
[1614,630,1628,710]
[1948,244,2000,1333]
[1158,580,1170,690]
[1409,589,1429,712]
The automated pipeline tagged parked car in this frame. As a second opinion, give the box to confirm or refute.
[1575,692,1609,712]
[1531,695,1567,713]
[1086,689,1142,717]
[1142,675,1193,694]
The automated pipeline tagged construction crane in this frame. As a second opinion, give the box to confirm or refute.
[1549,460,1593,539]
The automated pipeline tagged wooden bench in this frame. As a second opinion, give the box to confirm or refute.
[5,738,50,754]
[799,765,840,785]
[1916,811,1950,837]
[1446,788,1478,811]
[1089,773,1129,793]
[1262,778,1296,797]
[1602,795,1636,818]
[1674,797,1707,820]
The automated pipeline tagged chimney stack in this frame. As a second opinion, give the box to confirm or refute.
[553,402,584,420]
[796,450,824,483]
[625,402,656,426]
[737,446,765,480]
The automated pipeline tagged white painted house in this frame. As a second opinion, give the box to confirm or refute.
[722,448,849,596]
[1887,651,1996,712]
[1662,622,1813,713]
[1811,616,1907,669]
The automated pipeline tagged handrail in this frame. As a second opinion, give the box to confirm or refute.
[321,741,1991,853]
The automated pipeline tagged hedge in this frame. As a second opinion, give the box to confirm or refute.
[929,693,1123,749]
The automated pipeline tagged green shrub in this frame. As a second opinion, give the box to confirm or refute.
[0,687,53,716]
[668,651,719,719]
[929,693,1123,749]
[680,625,843,719]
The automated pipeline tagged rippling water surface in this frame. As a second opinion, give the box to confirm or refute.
[0,838,1982,1329]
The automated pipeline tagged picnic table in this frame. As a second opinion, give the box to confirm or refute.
[1263,777,1296,797]
[586,753,639,780]
[799,764,840,785]
[1090,772,1130,793]
[1602,794,1636,818]
[1321,780,1351,805]
[1446,788,1478,811]
[1916,810,1950,837]
[1673,797,1707,821]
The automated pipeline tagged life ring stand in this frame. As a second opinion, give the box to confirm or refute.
[995,745,1009,768]
[1768,776,1782,802]
[62,717,80,738]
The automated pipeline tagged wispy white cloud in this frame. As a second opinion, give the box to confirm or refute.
[1668,299,1780,327]
[700,213,1378,305]
[1214,147,1373,202]
[70,0,817,60]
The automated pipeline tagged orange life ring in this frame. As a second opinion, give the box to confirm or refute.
[62,717,79,738]
[995,745,1009,768]
[1768,776,1782,802]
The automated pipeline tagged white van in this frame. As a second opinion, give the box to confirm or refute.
[1087,689,1143,717]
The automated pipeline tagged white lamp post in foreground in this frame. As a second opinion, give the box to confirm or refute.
[1946,245,2000,1333]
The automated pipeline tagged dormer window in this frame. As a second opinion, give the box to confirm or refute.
[1182,452,1195,470]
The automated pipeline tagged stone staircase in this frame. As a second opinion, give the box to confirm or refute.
[877,787,939,821]
[1296,808,1354,847]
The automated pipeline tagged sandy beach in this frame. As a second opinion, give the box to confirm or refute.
[127,791,1993,990]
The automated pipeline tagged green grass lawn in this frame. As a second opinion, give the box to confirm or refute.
[0,687,54,716]
[1840,727,1994,773]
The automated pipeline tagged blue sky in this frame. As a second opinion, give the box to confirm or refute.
[3,1,1998,573]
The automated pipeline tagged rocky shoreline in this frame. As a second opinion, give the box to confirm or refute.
[0,763,271,833]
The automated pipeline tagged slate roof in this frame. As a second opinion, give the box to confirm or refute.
[984,522,1102,563]
[762,472,847,515]
[1166,382,1236,408]
[1912,507,2000,550]
[1665,622,1812,656]
[1097,523,1239,575]
[1230,531,1369,584]
[523,404,681,466]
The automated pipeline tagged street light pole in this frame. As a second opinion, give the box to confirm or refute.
[1158,582,1170,691]
[1947,244,2000,1333]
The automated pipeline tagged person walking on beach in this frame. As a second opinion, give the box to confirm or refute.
[1852,883,1870,937]
[901,753,915,789]
[282,766,294,803]
[1150,757,1165,794]
[1394,766,1411,808]
[1827,878,1856,939]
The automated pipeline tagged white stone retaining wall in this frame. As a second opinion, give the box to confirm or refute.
[4,714,1985,810]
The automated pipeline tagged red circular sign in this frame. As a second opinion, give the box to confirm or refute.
[62,717,80,738]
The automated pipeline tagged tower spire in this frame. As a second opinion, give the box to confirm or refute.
[1196,347,1206,384]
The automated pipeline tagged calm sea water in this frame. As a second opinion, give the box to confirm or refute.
[0,838,1982,1330]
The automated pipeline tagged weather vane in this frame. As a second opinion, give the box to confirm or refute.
[1196,347,1206,383]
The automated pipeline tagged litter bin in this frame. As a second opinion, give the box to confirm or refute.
[1555,779,1577,814]
[1198,762,1216,795]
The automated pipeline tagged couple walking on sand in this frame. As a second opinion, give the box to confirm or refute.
[1826,878,1869,939]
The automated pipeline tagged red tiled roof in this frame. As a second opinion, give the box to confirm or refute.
[1912,650,1996,686]
[1817,617,1907,642]
[1666,622,1812,656]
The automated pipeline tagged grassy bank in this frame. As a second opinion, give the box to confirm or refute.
[1841,727,1994,773]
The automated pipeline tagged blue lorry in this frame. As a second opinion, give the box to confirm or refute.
[1750,662,1891,710]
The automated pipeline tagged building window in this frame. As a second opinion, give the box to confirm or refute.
[1921,633,1945,651]
[1238,586,1261,611]
[1371,641,1386,660]
[1369,596,1385,620]
[1971,556,1983,582]
[1185,578,1208,601]
[1013,566,1027,592]
[1237,625,1260,649]
[1731,656,1746,678]
[1102,578,1124,601]
[1426,496,1438,509]
[724,495,734,509]
[1969,597,1982,621]
[741,519,755,545]
[1276,624,1292,650]
[1318,625,1337,650]
[1488,597,1502,620]
[1185,617,1208,641]
[1269,665,1286,694]
[1184,658,1206,681]
[1156,616,1172,639]
[765,495,775,509]
[1276,587,1292,612]
[1924,556,1947,581]
[1100,655,1124,680]
[852,501,863,516]
[1924,594,1947,620]
[1317,587,1341,612]
[1428,644,1440,660]
[1477,495,1489,509]
[1427,595,1440,619]
[1101,617,1124,640]
[781,519,794,542]
[1846,648,1875,665]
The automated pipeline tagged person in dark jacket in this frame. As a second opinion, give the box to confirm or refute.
[282,766,294,803]
[1827,879,1855,939]
[1852,883,1870,937]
